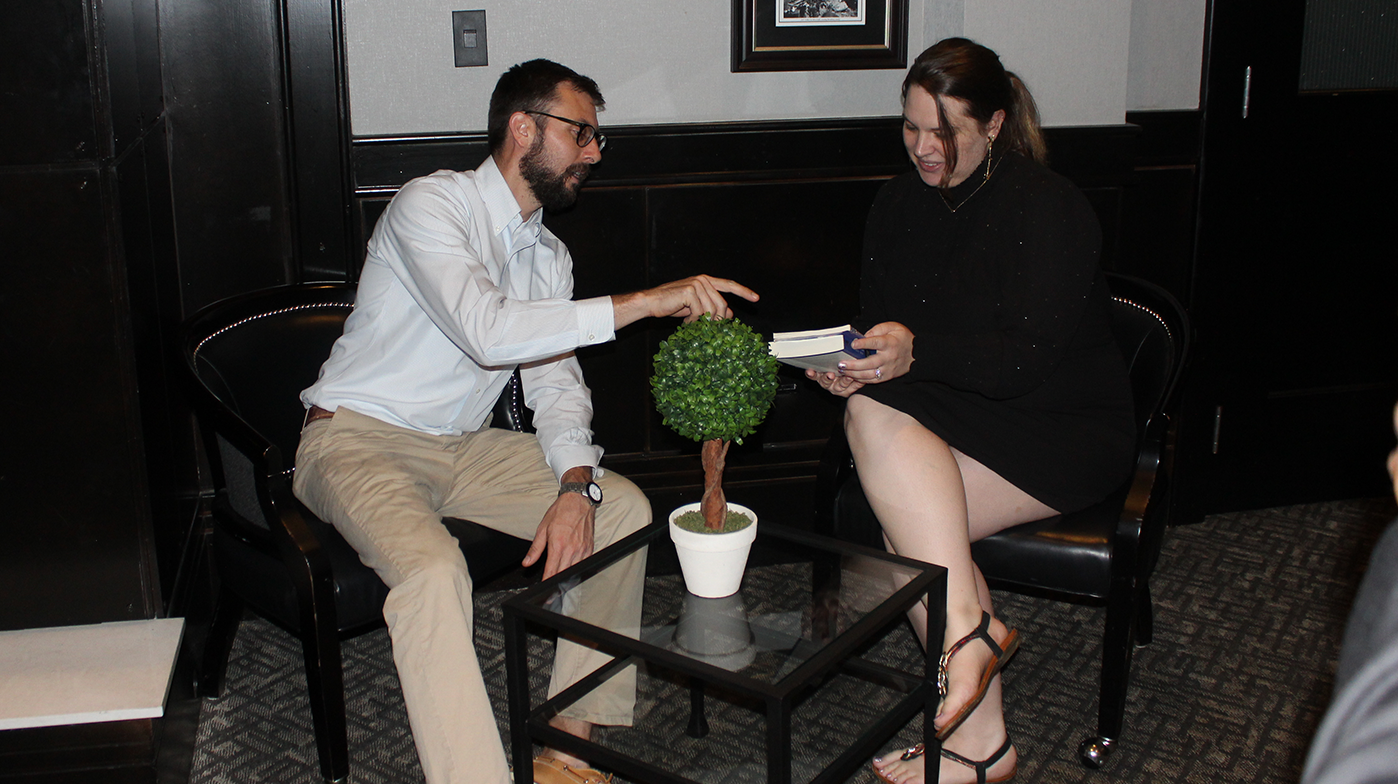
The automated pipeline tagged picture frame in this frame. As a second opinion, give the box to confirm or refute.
[732,0,909,73]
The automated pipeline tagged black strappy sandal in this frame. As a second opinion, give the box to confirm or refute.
[936,611,1019,740]
[941,736,1016,783]
[873,738,1016,784]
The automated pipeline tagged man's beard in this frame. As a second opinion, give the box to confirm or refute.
[520,135,590,211]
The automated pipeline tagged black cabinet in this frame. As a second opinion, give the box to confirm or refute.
[1180,0,1398,513]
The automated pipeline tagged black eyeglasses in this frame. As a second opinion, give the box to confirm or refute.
[524,110,607,151]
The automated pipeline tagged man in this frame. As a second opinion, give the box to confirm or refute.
[1301,403,1398,784]
[293,59,757,784]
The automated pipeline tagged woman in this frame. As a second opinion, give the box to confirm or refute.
[811,38,1136,784]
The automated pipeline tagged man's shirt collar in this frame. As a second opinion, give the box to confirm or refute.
[477,156,542,243]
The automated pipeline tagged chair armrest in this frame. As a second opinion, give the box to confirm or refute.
[263,473,342,638]
[1120,413,1167,525]
[1110,411,1171,584]
[186,374,283,544]
[195,393,344,637]
[185,364,338,591]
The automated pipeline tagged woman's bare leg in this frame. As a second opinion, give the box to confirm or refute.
[848,396,1055,783]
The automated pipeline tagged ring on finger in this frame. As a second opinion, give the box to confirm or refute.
[875,368,883,379]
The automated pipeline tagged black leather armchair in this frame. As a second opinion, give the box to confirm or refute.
[182,282,531,784]
[816,272,1189,768]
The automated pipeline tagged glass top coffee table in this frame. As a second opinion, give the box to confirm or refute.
[504,521,947,784]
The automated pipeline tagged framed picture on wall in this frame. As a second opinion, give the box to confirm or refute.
[732,0,909,72]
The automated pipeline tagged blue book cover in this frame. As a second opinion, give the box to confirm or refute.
[769,326,873,372]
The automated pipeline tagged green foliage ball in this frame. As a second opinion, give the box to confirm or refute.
[651,315,780,444]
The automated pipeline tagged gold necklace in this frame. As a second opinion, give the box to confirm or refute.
[938,156,1002,213]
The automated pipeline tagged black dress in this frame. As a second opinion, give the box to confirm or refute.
[856,152,1135,513]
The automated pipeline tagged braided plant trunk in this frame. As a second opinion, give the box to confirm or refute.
[700,438,731,530]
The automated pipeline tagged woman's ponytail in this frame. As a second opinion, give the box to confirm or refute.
[1004,72,1047,165]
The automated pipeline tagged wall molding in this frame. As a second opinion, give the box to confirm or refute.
[353,118,1142,192]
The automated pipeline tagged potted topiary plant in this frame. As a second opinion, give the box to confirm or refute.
[651,315,780,597]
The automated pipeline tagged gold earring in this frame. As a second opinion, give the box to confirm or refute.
[985,135,995,181]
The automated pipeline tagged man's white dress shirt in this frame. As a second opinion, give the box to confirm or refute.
[303,156,616,479]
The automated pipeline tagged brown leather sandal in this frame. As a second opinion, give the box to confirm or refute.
[532,755,614,784]
[936,611,1020,740]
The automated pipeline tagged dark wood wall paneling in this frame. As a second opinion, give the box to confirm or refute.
[0,0,161,630]
[160,0,296,315]
[348,120,1171,525]
[283,0,355,281]
[0,0,201,780]
[1121,110,1201,309]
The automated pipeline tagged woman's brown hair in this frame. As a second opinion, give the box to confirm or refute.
[901,38,1046,186]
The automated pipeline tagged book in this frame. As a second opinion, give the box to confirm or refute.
[768,324,873,373]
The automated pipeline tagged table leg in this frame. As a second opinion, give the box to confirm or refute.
[505,611,532,784]
[686,677,708,738]
[766,698,791,784]
[925,583,946,784]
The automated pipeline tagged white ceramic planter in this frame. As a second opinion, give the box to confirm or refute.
[667,502,757,598]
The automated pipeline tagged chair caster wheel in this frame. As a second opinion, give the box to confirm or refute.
[1078,736,1115,768]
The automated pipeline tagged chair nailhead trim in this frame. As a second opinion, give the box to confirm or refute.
[193,302,353,362]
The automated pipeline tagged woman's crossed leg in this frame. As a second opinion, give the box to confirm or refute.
[845,395,1056,784]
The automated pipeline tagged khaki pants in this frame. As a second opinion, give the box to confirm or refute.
[293,408,649,784]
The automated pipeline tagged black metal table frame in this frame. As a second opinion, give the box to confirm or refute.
[504,521,947,784]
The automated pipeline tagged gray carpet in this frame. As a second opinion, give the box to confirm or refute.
[189,498,1396,783]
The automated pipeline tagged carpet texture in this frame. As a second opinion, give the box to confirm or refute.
[190,498,1396,783]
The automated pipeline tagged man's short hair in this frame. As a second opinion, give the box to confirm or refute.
[487,59,605,153]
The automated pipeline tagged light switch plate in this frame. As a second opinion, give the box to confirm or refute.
[452,10,487,67]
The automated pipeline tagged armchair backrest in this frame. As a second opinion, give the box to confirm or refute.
[186,283,358,474]
[1103,272,1190,438]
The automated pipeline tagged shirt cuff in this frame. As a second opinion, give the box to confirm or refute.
[548,444,605,483]
[575,296,616,346]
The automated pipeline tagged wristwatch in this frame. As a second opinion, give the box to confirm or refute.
[558,481,603,507]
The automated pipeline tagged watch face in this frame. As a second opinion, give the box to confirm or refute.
[586,482,603,503]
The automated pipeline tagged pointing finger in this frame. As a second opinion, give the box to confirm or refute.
[709,277,760,302]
